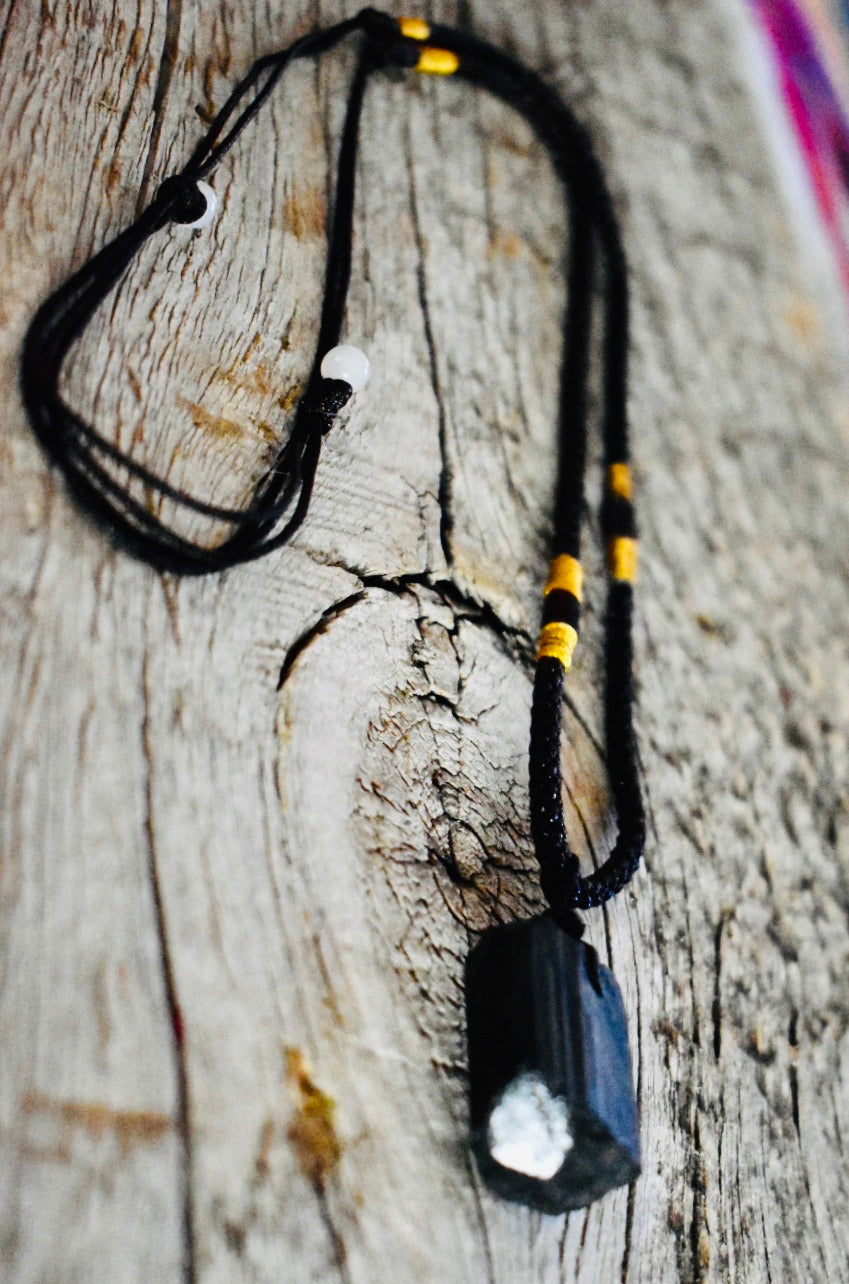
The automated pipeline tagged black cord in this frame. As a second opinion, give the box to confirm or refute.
[20,7,644,922]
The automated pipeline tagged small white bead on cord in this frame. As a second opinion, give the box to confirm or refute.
[185,181,218,230]
[320,344,370,392]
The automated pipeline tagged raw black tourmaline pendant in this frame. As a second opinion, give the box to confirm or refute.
[465,914,640,1213]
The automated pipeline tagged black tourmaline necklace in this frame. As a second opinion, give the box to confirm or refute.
[22,10,645,1213]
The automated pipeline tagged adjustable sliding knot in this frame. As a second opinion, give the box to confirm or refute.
[300,378,353,434]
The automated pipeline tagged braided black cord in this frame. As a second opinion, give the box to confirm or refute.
[398,22,646,919]
[20,9,644,917]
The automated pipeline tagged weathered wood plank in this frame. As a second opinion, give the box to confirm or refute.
[2,0,849,1281]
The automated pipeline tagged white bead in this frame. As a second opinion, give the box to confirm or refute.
[320,344,370,392]
[185,181,218,230]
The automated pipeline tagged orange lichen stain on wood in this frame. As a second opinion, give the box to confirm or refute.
[653,1016,680,1046]
[696,613,728,641]
[176,394,250,442]
[254,1118,276,1182]
[223,1220,246,1254]
[276,384,303,413]
[127,366,143,404]
[129,26,145,61]
[214,345,301,422]
[19,1140,73,1164]
[488,229,523,259]
[200,61,219,126]
[284,1048,341,1192]
[105,156,123,198]
[21,1090,172,1155]
[283,187,327,239]
[216,361,276,399]
[783,295,822,347]
[488,126,535,159]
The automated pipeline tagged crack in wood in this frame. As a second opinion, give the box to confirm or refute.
[788,1007,800,1138]
[405,128,454,570]
[620,1177,637,1283]
[136,0,184,214]
[712,908,731,1061]
[276,571,532,694]
[141,638,197,1284]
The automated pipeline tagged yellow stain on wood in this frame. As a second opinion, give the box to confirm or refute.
[215,359,276,398]
[177,395,247,441]
[282,186,327,239]
[105,156,123,197]
[487,229,523,259]
[783,295,822,347]
[176,395,277,446]
[129,26,145,61]
[276,383,303,413]
[696,613,727,641]
[21,1090,172,1154]
[285,1048,341,1192]
[254,1118,276,1182]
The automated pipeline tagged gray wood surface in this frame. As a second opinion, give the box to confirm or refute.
[2,1,849,1281]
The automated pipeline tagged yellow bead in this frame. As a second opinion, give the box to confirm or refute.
[416,47,460,75]
[537,622,579,670]
[399,16,431,40]
[544,555,583,601]
[607,463,632,500]
[607,537,638,582]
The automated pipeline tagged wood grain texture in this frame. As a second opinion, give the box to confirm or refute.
[2,1,849,1281]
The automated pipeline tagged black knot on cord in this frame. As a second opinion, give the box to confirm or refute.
[301,378,352,432]
[157,174,208,224]
[357,8,403,43]
[376,38,421,71]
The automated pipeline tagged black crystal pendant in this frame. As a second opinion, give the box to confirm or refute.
[465,914,639,1213]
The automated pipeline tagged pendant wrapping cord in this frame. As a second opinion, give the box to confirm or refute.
[20,7,644,920]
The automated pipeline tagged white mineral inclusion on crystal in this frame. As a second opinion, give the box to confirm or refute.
[487,1074,574,1180]
[320,343,370,392]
